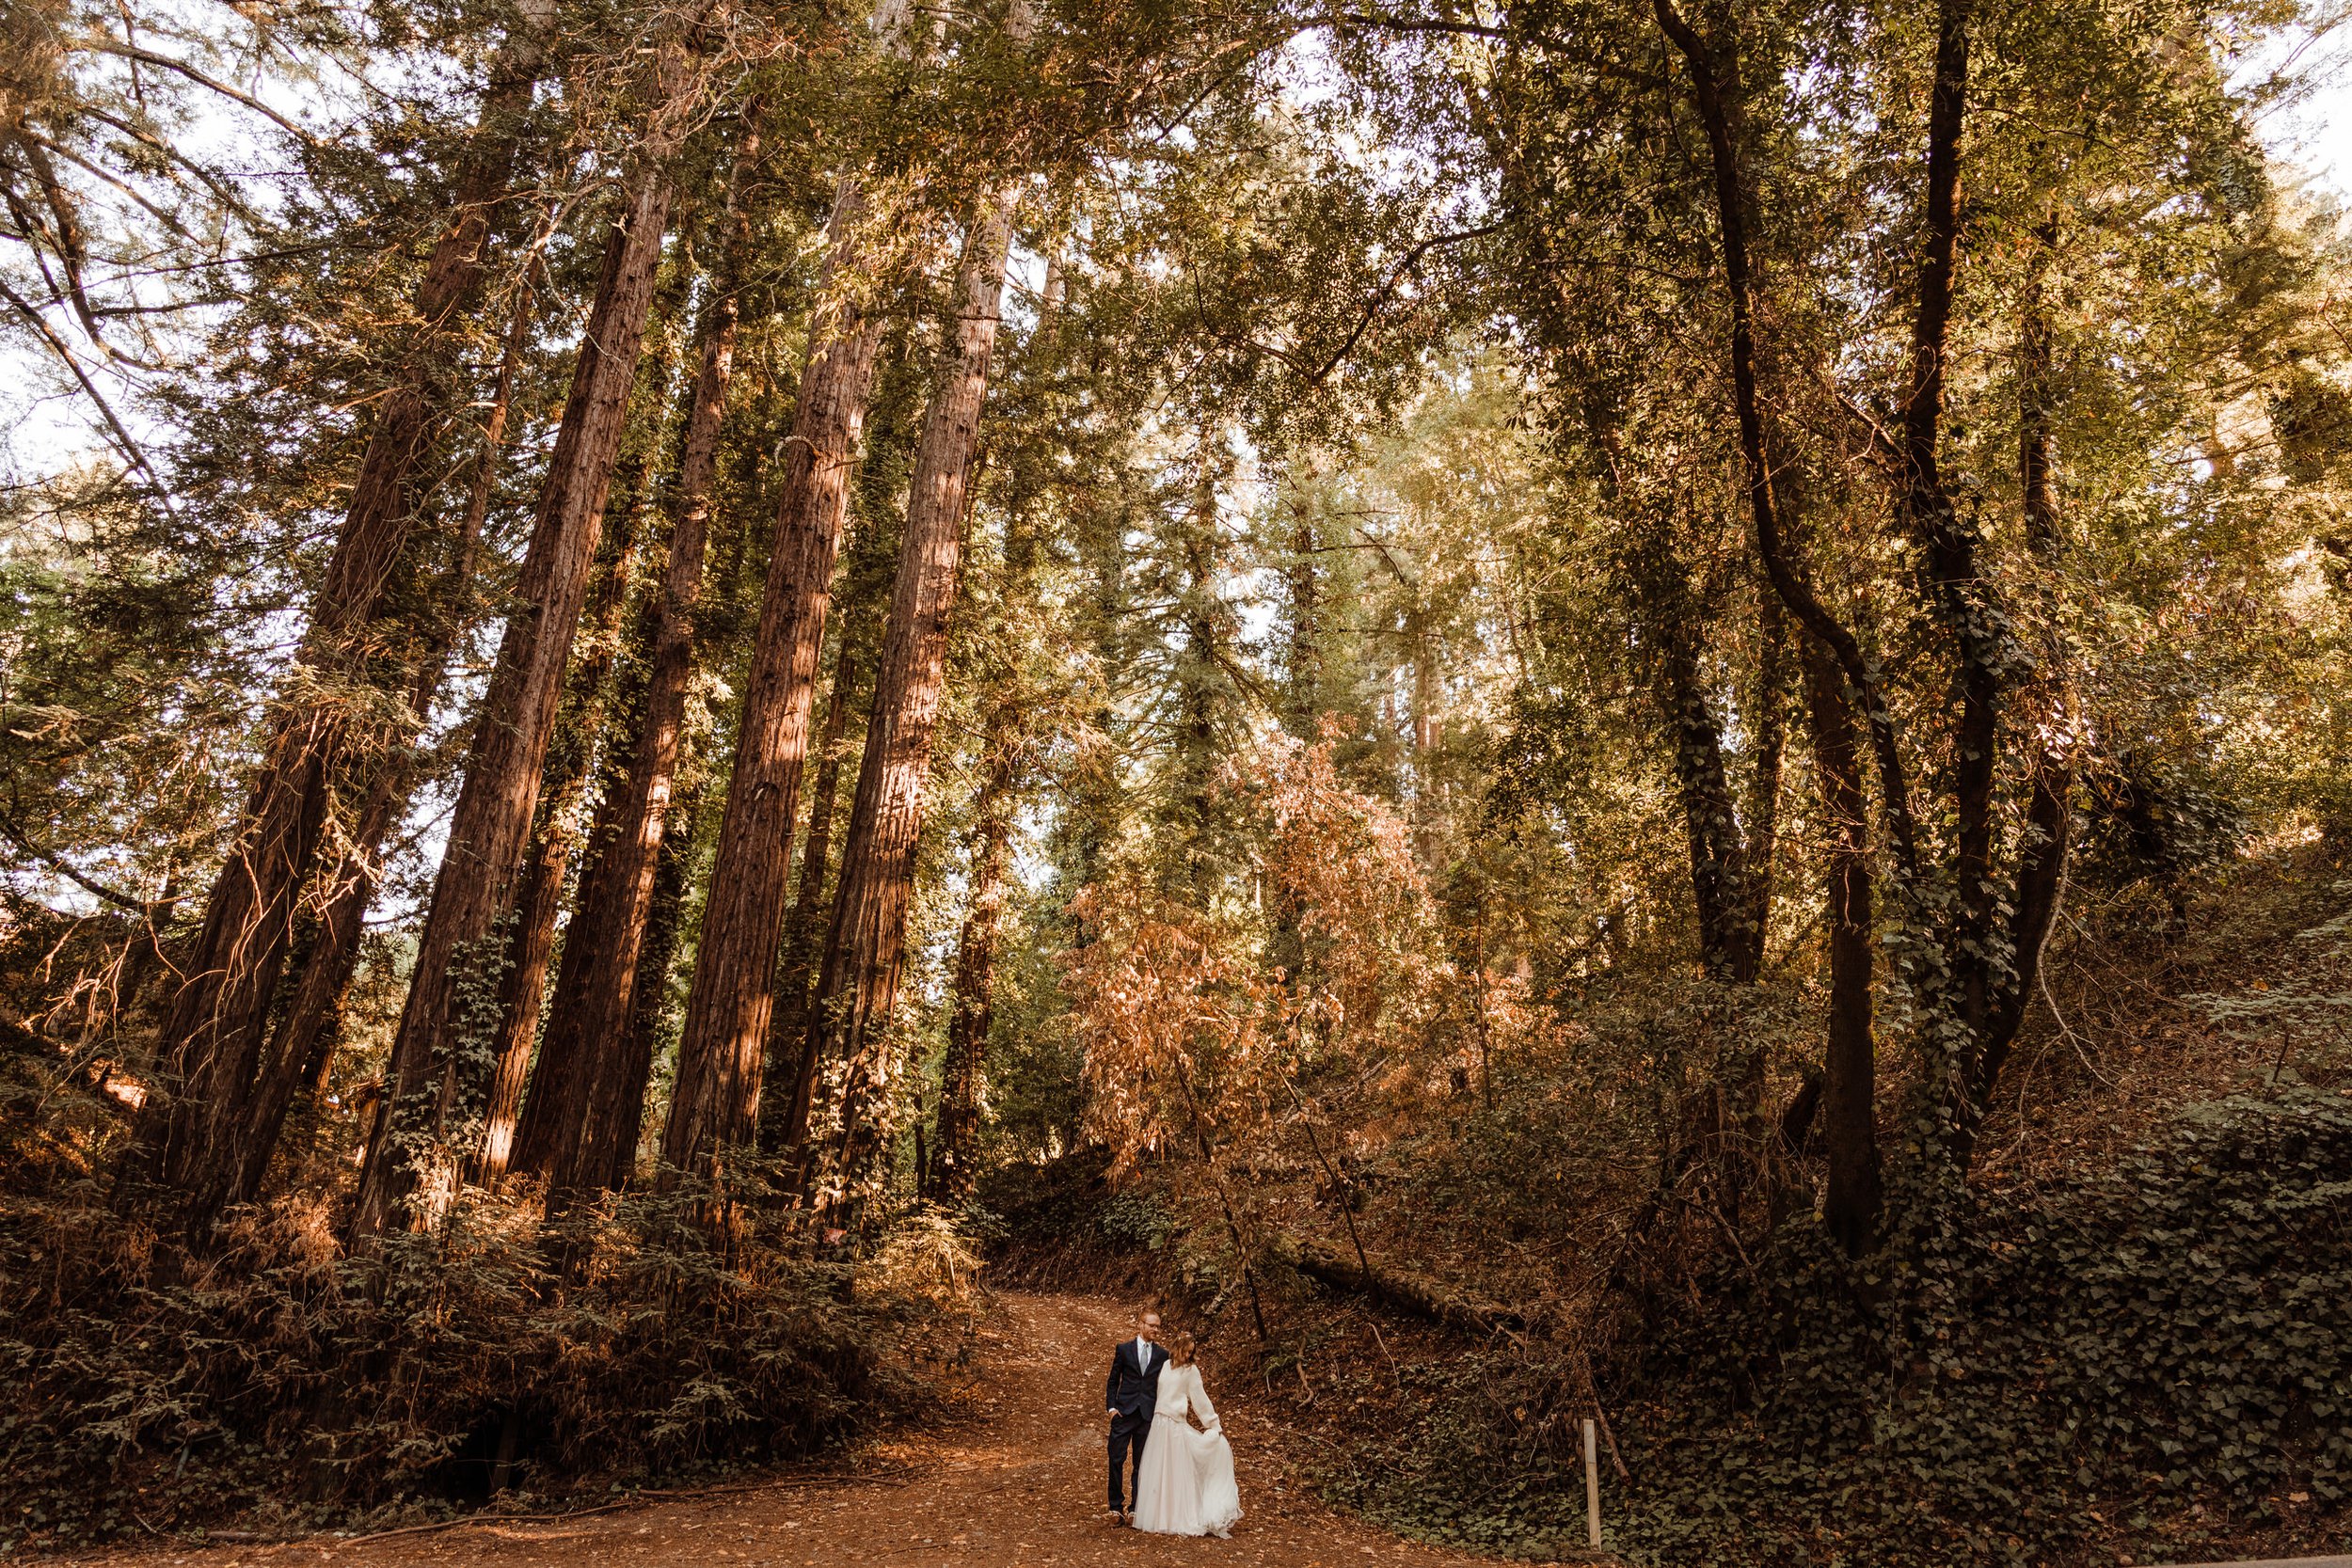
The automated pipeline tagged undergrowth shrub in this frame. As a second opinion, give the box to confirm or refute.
[1325,1085,2352,1566]
[972,1149,1141,1288]
[0,1180,958,1552]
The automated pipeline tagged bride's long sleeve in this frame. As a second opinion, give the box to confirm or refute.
[1191,1368,1219,1432]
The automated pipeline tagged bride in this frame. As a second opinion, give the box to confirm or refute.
[1131,1331,1242,1537]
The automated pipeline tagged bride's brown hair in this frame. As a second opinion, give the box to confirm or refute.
[1168,1331,1197,1366]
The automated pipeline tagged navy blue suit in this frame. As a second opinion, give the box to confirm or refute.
[1105,1338,1167,1511]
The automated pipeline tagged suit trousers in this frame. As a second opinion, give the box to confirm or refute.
[1107,1417,1151,1509]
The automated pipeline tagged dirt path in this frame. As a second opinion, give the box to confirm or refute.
[68,1293,1500,1568]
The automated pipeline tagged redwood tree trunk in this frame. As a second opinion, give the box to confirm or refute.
[515,118,764,1198]
[604,764,707,1190]
[349,150,683,1241]
[928,717,1019,1205]
[660,180,889,1184]
[815,197,1015,1198]
[145,2,553,1226]
[476,465,649,1180]
[200,253,540,1226]
[761,651,858,1156]
[227,785,390,1207]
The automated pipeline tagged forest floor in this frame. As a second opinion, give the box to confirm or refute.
[51,1292,1515,1568]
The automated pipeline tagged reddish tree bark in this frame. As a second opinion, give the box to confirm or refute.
[927,712,1020,1205]
[760,651,858,1157]
[193,221,543,1226]
[514,117,765,1198]
[350,137,686,1240]
[815,197,1015,1197]
[602,764,707,1190]
[476,461,649,1180]
[144,1,554,1228]
[660,181,888,1185]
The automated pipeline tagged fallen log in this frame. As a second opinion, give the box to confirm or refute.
[1268,1233,1524,1334]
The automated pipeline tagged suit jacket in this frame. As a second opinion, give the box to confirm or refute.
[1105,1338,1168,1427]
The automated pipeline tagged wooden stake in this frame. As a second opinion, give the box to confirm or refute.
[1582,1417,1601,1550]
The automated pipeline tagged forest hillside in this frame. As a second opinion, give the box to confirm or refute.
[3,0,2350,1560]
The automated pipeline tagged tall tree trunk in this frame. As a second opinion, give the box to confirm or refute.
[815,195,1015,1201]
[660,180,889,1184]
[1804,642,1882,1255]
[1900,0,2002,1058]
[1659,626,1753,984]
[1654,0,1920,875]
[228,791,388,1206]
[145,0,554,1225]
[1282,477,1320,737]
[928,710,1019,1205]
[609,760,711,1191]
[201,249,541,1225]
[1953,224,2074,1163]
[1588,396,1771,990]
[1649,599,1774,1223]
[349,128,688,1240]
[761,650,859,1156]
[1654,0,1886,1248]
[516,116,765,1198]
[476,440,653,1181]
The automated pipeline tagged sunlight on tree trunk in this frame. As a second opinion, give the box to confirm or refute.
[351,90,693,1237]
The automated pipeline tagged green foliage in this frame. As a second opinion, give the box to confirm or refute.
[0,475,251,912]
[2080,751,2257,893]
[1096,1187,1176,1253]
[0,1183,940,1552]
[5,0,2350,1555]
[1328,1086,2352,1566]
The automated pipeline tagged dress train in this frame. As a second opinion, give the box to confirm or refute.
[1130,1362,1242,1537]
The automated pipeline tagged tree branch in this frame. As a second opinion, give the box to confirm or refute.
[75,38,317,144]
[1650,0,1918,873]
[0,278,178,511]
[0,809,185,913]
[1297,221,1505,390]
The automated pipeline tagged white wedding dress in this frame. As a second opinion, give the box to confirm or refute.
[1130,1361,1242,1537]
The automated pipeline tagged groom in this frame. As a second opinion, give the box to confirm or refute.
[1104,1307,1167,1524]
